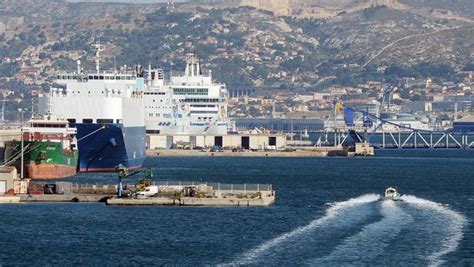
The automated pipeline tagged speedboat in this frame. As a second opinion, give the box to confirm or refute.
[385,187,401,201]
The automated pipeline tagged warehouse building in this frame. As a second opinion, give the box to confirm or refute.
[146,134,286,150]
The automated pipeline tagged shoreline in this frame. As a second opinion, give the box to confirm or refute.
[145,148,359,157]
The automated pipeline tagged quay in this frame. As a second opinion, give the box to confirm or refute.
[11,182,116,203]
[17,194,112,203]
[0,196,20,203]
[145,133,371,156]
[106,196,275,207]
[147,148,328,157]
[146,143,374,157]
[0,180,276,207]
[107,181,275,207]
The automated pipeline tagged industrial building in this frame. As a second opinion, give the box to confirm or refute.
[146,134,286,150]
[232,118,324,133]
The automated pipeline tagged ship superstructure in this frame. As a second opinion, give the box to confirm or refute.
[39,43,146,172]
[144,52,229,135]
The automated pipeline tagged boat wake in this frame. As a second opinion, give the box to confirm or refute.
[400,195,467,266]
[224,194,467,266]
[226,194,381,265]
[312,200,413,265]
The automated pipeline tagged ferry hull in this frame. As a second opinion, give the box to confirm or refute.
[76,123,146,172]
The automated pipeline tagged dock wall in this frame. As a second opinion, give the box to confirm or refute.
[18,194,112,203]
[106,195,275,207]
[147,133,286,150]
[0,196,20,203]
[147,149,328,157]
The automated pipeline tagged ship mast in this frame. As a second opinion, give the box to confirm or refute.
[0,100,4,122]
[47,89,53,117]
[185,52,201,77]
[92,41,105,74]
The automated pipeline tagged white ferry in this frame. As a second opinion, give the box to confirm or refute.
[143,52,229,135]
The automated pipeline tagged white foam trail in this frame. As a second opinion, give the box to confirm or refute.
[228,194,380,266]
[313,200,413,265]
[400,195,468,267]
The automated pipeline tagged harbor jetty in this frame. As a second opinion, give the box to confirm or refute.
[16,182,116,203]
[1,180,275,207]
[0,196,20,203]
[106,181,275,207]
[146,143,374,157]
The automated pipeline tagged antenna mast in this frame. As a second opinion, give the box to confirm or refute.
[0,101,4,122]
[92,41,105,74]
[47,88,53,116]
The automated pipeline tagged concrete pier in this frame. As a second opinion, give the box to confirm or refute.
[180,196,275,206]
[5,181,276,207]
[0,196,20,203]
[18,194,112,203]
[107,181,276,207]
[147,148,331,157]
[146,147,371,157]
[106,197,178,206]
[106,195,275,207]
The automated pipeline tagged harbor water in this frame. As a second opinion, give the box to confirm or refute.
[0,151,473,265]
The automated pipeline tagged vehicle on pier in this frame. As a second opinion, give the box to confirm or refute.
[135,185,159,198]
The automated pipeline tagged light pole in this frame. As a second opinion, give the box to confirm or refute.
[19,108,24,179]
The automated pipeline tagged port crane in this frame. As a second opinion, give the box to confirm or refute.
[379,84,398,115]
[116,165,154,198]
[318,101,474,150]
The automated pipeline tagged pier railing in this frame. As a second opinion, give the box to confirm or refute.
[152,181,273,193]
[71,181,273,194]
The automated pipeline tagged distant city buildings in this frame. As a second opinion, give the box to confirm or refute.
[228,72,474,131]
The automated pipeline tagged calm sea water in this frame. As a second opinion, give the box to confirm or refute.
[1,151,473,265]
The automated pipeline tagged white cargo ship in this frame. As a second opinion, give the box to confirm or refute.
[39,43,146,172]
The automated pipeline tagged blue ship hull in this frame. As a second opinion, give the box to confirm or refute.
[75,123,146,172]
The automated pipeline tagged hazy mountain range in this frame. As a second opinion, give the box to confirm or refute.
[0,0,472,90]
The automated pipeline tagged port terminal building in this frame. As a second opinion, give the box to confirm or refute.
[146,133,286,150]
[232,118,324,133]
